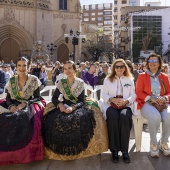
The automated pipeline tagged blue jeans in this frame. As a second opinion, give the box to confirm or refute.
[40,78,47,87]
[141,103,170,144]
[0,88,4,94]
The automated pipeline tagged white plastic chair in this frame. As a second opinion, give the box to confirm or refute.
[40,85,56,103]
[93,85,104,109]
[133,106,162,152]
[84,84,95,98]
[93,85,103,100]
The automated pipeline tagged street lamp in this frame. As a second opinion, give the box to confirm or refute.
[64,29,86,61]
[47,43,57,62]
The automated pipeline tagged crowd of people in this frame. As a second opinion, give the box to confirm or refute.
[0,54,170,166]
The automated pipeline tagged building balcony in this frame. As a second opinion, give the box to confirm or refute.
[104,7,112,10]
[120,31,127,37]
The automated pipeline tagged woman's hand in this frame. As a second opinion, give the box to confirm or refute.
[118,99,129,106]
[58,103,66,112]
[64,106,75,114]
[111,98,129,107]
[10,105,18,113]
[16,103,27,110]
[152,97,166,105]
[111,98,121,106]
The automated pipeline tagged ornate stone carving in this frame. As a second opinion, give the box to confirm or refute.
[61,24,66,32]
[0,0,34,7]
[53,13,74,20]
[36,0,50,10]
[4,7,15,23]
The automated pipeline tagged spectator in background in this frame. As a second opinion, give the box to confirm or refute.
[140,62,147,73]
[133,63,138,71]
[55,66,65,84]
[76,62,87,78]
[162,64,170,82]
[82,63,99,87]
[97,62,109,85]
[10,60,14,66]
[0,69,7,94]
[7,64,14,77]
[2,64,11,82]
[39,66,48,87]
[51,61,61,85]
[97,62,110,100]
[125,60,139,84]
[85,61,90,69]
[162,64,169,74]
[32,63,41,78]
[11,63,16,74]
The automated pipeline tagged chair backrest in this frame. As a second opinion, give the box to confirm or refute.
[93,85,103,100]
[84,84,94,98]
[40,85,56,102]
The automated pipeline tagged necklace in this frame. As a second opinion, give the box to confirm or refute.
[18,75,28,96]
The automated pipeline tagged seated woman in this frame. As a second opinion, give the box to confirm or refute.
[136,54,170,158]
[42,60,108,160]
[0,57,46,166]
[102,59,136,163]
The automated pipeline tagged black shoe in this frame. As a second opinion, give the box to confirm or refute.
[122,151,130,163]
[111,150,119,163]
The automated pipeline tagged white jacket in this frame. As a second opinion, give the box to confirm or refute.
[101,76,136,119]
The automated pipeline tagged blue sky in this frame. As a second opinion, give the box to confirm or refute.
[80,0,170,6]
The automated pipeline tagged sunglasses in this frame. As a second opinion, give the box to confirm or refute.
[148,59,158,63]
[115,65,125,69]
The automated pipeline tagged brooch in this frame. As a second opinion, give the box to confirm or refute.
[124,83,131,87]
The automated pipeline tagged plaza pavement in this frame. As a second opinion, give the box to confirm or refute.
[0,81,169,170]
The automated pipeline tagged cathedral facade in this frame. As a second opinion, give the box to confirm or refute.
[0,0,81,63]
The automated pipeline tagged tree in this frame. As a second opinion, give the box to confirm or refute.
[142,31,153,50]
[86,42,104,61]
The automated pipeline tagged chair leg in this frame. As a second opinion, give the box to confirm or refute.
[160,122,162,141]
[133,117,144,152]
[137,118,144,152]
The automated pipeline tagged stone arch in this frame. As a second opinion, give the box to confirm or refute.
[52,39,69,63]
[57,43,69,63]
[0,24,32,63]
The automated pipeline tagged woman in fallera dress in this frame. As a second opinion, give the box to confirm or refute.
[42,60,108,160]
[0,57,46,166]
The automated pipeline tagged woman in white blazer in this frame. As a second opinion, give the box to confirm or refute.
[102,59,136,163]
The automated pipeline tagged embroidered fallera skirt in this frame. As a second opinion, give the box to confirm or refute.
[42,98,108,160]
[0,99,46,166]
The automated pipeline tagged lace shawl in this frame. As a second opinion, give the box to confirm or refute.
[56,77,84,100]
[6,74,41,101]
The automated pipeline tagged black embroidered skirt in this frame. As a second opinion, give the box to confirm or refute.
[0,107,34,151]
[42,106,96,156]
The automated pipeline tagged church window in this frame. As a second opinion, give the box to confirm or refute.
[59,0,67,10]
